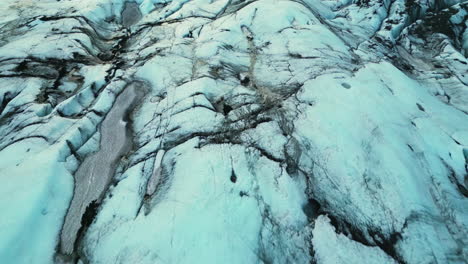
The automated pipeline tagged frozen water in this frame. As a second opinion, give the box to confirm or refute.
[0,0,467,263]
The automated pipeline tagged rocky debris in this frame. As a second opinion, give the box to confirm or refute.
[58,81,146,259]
[122,2,142,28]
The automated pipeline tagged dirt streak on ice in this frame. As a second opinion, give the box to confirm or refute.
[59,82,146,256]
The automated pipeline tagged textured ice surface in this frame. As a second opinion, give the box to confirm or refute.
[0,0,467,263]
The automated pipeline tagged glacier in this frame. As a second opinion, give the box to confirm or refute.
[0,0,467,263]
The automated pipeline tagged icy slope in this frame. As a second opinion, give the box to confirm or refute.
[0,0,466,263]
